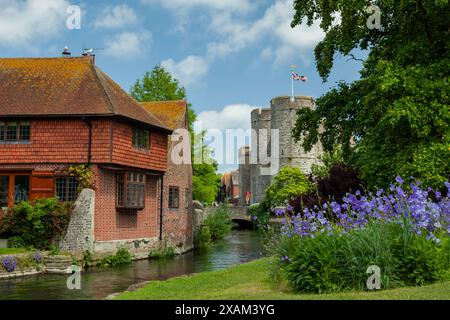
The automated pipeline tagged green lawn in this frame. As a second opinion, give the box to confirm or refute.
[0,248,28,255]
[115,259,450,300]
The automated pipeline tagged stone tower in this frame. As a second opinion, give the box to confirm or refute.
[238,146,251,206]
[271,96,323,173]
[250,108,272,204]
[241,95,324,205]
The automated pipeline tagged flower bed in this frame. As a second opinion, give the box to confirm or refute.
[272,177,450,293]
[0,251,45,279]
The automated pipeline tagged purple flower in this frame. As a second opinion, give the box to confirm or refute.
[445,182,450,197]
[1,256,17,273]
[395,176,404,185]
[252,215,258,221]
[279,178,450,241]
[281,255,290,262]
[32,251,42,264]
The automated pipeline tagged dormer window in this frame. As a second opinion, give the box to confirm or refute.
[0,121,30,143]
[132,127,149,150]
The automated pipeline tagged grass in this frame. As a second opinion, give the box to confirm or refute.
[0,248,28,255]
[115,259,450,300]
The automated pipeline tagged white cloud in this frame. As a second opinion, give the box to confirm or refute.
[141,0,255,32]
[94,4,137,29]
[196,104,260,167]
[141,0,253,13]
[104,31,152,59]
[0,0,69,46]
[161,55,209,87]
[207,0,325,65]
[196,104,255,132]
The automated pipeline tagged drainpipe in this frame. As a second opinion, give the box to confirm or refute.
[83,118,93,164]
[159,175,164,241]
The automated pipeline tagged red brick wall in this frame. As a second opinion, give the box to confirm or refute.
[0,119,96,163]
[161,119,194,248]
[93,166,160,241]
[111,121,167,171]
[0,118,168,172]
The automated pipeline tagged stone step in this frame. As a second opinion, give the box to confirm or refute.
[45,257,73,262]
[45,267,72,275]
[46,263,73,268]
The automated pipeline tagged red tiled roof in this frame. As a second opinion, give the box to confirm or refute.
[140,100,187,130]
[0,57,170,131]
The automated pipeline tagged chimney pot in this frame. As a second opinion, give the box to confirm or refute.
[62,46,71,57]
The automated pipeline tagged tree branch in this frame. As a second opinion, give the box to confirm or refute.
[346,54,365,62]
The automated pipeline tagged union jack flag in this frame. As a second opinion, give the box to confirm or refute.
[292,72,307,82]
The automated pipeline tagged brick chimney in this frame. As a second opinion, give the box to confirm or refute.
[82,48,96,64]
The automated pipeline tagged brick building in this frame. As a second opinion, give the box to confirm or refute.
[220,170,240,205]
[141,101,193,252]
[0,56,193,256]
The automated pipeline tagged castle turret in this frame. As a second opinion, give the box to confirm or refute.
[270,96,323,174]
[250,108,272,204]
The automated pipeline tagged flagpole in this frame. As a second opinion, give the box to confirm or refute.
[290,65,296,102]
[291,74,294,102]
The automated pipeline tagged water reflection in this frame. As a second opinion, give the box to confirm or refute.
[0,230,264,300]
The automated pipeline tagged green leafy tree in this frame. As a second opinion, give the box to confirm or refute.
[131,66,197,132]
[131,66,219,202]
[291,0,450,189]
[192,132,221,204]
[265,167,314,207]
[311,145,344,178]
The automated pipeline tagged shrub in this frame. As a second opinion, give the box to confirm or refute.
[265,167,314,207]
[194,226,212,249]
[69,164,95,192]
[1,256,17,273]
[17,255,32,272]
[98,248,132,268]
[149,247,176,259]
[289,164,362,215]
[81,250,94,269]
[248,201,271,228]
[272,177,450,293]
[276,221,450,293]
[6,236,27,249]
[0,198,71,250]
[311,146,344,178]
[203,205,233,241]
[317,164,362,203]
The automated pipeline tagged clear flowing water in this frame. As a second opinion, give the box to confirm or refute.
[0,230,265,300]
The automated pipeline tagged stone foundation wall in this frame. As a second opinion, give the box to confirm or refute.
[59,189,95,255]
[93,237,161,260]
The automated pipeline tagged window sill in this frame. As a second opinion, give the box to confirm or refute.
[117,207,145,212]
[132,146,150,153]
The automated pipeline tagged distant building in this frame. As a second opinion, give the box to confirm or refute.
[239,96,324,205]
[220,170,240,205]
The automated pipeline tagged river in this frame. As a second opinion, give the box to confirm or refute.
[0,230,265,300]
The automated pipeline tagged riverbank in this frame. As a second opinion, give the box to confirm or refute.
[115,259,450,300]
[0,230,265,300]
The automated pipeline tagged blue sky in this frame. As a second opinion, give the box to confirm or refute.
[0,0,365,172]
